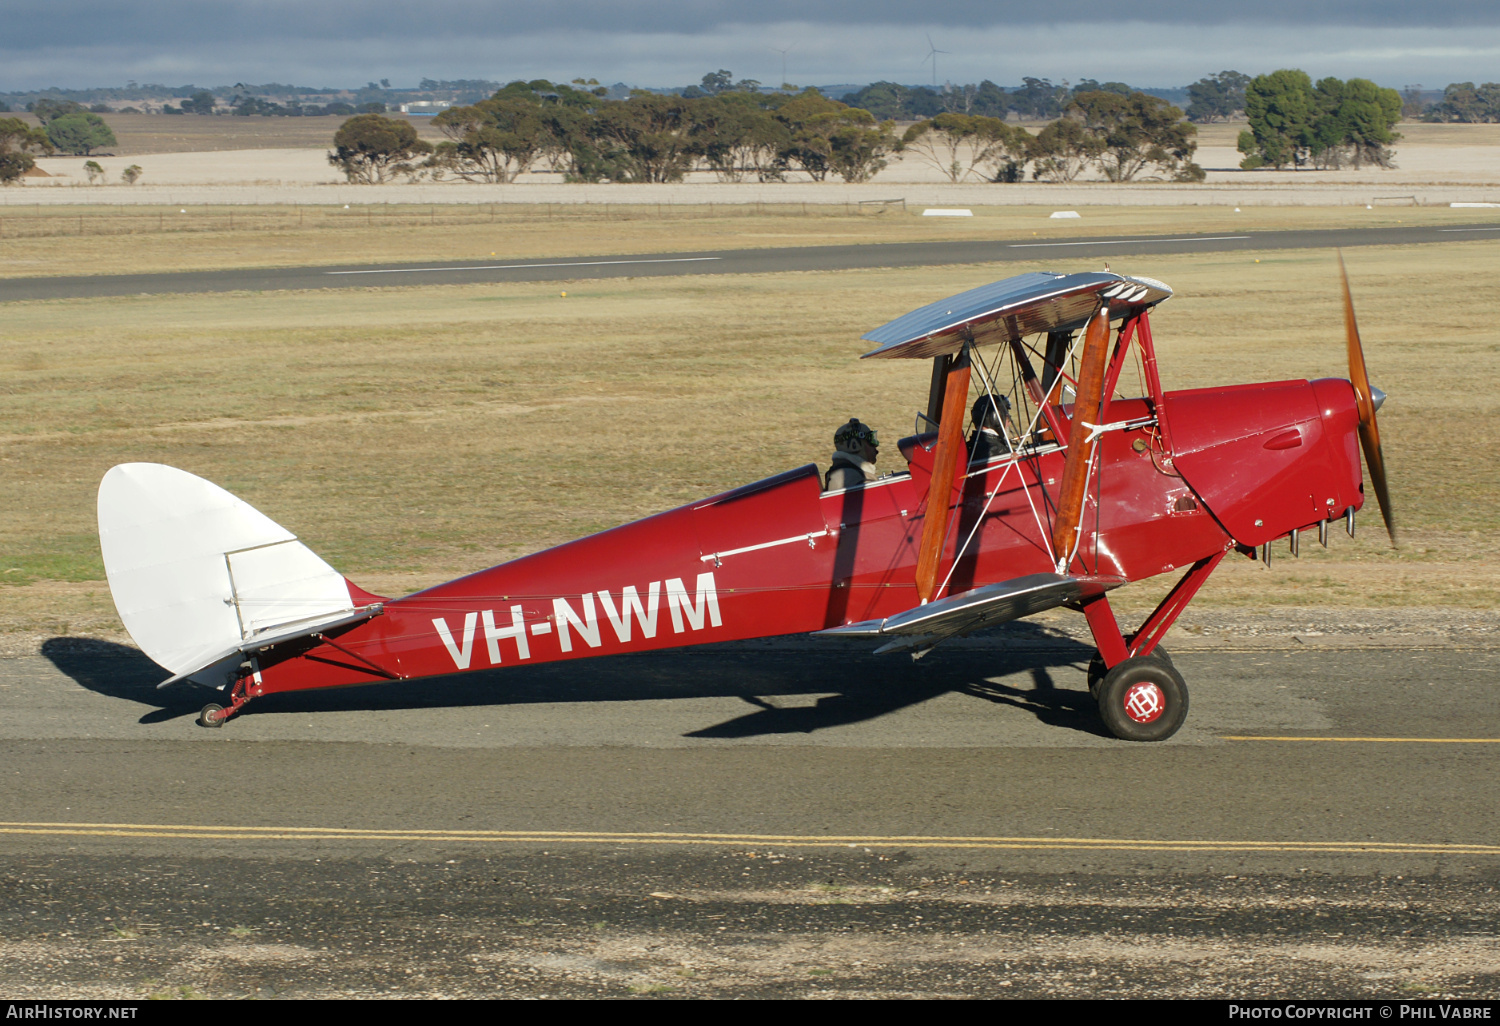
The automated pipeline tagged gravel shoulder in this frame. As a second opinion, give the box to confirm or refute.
[3,853,1497,999]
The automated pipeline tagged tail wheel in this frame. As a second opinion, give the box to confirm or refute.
[198,703,226,729]
[1096,656,1189,742]
[1087,646,1173,697]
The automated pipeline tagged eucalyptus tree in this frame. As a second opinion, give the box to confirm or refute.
[1027,118,1103,182]
[0,116,53,184]
[45,112,117,156]
[902,113,1030,182]
[1185,71,1250,123]
[1068,90,1202,181]
[431,97,550,182]
[328,114,432,183]
[691,92,789,182]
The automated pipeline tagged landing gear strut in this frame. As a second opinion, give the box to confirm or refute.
[1079,549,1226,742]
[1087,646,1173,697]
[196,674,255,729]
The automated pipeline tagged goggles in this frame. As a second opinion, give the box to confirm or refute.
[836,424,879,448]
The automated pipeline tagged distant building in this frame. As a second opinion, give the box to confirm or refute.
[398,101,453,115]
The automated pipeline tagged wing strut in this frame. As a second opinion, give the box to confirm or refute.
[913,348,971,604]
[925,354,951,426]
[1050,304,1110,570]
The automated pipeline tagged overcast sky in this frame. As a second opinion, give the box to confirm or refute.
[4,1,1498,92]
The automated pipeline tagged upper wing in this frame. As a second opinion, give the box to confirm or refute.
[860,271,1172,360]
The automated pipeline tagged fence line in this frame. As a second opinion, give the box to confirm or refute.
[0,201,916,240]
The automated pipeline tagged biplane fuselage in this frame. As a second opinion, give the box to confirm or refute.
[247,378,1365,695]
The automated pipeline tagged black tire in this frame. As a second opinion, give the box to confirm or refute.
[1096,657,1189,742]
[1087,645,1173,696]
[198,703,226,729]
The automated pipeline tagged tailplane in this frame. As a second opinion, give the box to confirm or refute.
[98,463,380,687]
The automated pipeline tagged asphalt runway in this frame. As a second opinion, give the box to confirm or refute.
[5,222,1500,302]
[2,635,1498,997]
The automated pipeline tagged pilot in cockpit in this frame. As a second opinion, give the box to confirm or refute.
[824,418,881,491]
[967,393,1015,465]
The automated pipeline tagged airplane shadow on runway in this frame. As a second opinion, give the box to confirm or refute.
[40,640,206,725]
[42,622,1108,738]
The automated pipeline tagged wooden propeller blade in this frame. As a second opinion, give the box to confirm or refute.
[913,350,971,603]
[1050,304,1111,567]
[1338,254,1397,546]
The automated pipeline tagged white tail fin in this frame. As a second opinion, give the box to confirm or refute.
[98,463,359,683]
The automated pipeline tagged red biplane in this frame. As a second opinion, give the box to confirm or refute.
[97,261,1394,741]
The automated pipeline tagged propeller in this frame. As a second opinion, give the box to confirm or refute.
[1338,253,1397,546]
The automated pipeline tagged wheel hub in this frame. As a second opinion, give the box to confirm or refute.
[1122,681,1165,724]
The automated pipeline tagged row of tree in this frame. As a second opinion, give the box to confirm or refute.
[805,72,1248,126]
[902,91,1202,183]
[838,76,1173,123]
[1235,72,1403,169]
[1421,82,1500,123]
[330,83,905,184]
[328,81,1205,185]
[8,72,1499,126]
[838,70,1494,132]
[161,89,389,117]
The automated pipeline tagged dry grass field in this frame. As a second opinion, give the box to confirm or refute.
[1,227,1497,643]
[2,203,1496,279]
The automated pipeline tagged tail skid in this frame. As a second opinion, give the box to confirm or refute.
[97,463,382,688]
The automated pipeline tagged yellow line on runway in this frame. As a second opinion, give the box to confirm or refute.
[0,821,1496,857]
[1223,736,1500,743]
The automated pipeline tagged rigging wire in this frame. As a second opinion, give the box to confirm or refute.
[933,329,1092,599]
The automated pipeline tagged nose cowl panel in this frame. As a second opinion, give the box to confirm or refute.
[1168,379,1361,547]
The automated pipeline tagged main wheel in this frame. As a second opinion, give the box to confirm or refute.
[198,703,226,729]
[1087,645,1173,697]
[1096,656,1189,742]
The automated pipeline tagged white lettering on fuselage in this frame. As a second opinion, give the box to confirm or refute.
[597,582,660,642]
[666,573,723,633]
[482,606,530,663]
[553,593,601,653]
[431,572,719,670]
[433,611,477,669]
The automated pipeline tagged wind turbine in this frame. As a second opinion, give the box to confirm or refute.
[922,34,951,88]
[772,44,793,91]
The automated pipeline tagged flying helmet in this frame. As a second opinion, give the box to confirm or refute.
[834,418,879,454]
